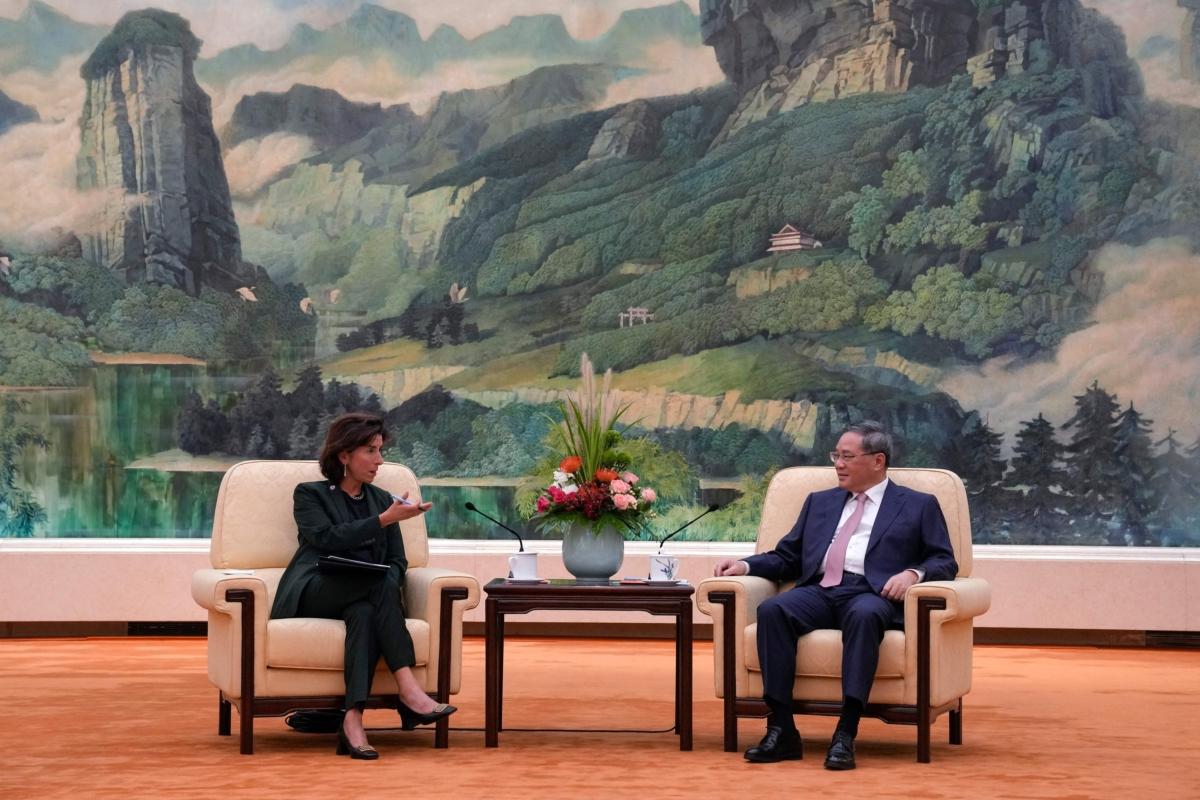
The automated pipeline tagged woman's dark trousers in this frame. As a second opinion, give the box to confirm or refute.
[297,573,415,709]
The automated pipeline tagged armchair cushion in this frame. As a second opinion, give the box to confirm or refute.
[266,618,431,671]
[744,627,907,678]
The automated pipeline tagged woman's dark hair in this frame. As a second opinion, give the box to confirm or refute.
[319,412,389,483]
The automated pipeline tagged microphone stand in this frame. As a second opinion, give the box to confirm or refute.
[657,503,723,551]
[464,502,526,551]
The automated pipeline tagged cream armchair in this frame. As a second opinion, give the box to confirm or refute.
[696,467,990,762]
[191,460,481,754]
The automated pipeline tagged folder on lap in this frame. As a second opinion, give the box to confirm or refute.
[317,555,389,575]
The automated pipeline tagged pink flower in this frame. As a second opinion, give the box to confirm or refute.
[536,496,550,512]
[612,493,635,511]
[639,488,656,503]
[609,479,630,495]
[621,471,639,485]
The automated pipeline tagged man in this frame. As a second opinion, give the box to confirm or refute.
[713,420,957,770]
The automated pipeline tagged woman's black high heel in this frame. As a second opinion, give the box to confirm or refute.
[397,700,457,730]
[336,724,380,760]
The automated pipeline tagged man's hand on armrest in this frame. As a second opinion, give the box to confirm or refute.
[881,569,919,601]
[713,558,750,577]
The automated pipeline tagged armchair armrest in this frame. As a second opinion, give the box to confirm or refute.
[403,567,481,622]
[191,569,271,617]
[403,567,481,698]
[903,577,991,628]
[696,575,778,620]
[697,575,779,707]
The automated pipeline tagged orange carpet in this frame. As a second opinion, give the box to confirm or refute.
[0,637,1197,799]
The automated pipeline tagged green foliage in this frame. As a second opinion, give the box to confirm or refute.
[440,89,931,297]
[94,285,223,358]
[81,9,200,78]
[884,190,989,254]
[335,227,422,317]
[613,437,698,507]
[1112,403,1159,545]
[881,149,930,200]
[90,278,314,361]
[3,254,123,321]
[641,425,797,477]
[0,398,49,537]
[384,387,557,478]
[840,149,933,258]
[865,265,1023,357]
[844,186,896,257]
[0,297,91,386]
[549,354,633,482]
[458,404,556,476]
[178,366,383,458]
[738,258,886,338]
[1061,380,1122,526]
[578,254,725,329]
[555,258,885,375]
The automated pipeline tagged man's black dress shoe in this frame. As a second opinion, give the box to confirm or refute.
[744,726,803,763]
[823,731,856,770]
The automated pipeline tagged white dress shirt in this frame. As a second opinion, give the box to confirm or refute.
[820,478,888,578]
[818,478,926,582]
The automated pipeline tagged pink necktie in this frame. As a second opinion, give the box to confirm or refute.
[821,493,867,588]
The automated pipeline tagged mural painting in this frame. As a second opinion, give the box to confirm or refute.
[0,0,1197,545]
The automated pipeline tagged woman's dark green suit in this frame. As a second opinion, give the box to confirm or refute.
[270,480,415,709]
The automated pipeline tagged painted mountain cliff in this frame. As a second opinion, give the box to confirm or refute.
[76,10,252,294]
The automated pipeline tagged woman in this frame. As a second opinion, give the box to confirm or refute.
[270,412,455,760]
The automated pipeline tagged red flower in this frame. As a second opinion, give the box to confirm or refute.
[559,455,582,473]
[536,496,550,512]
[594,468,619,483]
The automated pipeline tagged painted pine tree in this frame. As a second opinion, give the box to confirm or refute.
[1150,430,1200,545]
[1061,381,1121,544]
[952,418,1007,542]
[1005,412,1068,545]
[1112,402,1159,546]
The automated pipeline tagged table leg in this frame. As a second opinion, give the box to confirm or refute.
[678,600,693,751]
[497,612,505,731]
[674,611,682,735]
[485,598,500,747]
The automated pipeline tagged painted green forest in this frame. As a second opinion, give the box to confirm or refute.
[0,0,1198,544]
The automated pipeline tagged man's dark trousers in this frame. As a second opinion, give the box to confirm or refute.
[756,573,901,707]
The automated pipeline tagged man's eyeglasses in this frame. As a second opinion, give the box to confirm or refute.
[829,451,881,464]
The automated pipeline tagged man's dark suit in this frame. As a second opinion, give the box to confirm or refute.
[744,480,957,707]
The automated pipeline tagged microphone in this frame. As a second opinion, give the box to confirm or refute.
[658,503,723,550]
[464,502,525,551]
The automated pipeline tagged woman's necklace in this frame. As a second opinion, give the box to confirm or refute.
[344,484,364,501]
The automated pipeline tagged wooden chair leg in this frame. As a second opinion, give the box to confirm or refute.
[226,588,257,755]
[950,701,963,745]
[710,592,740,752]
[915,596,945,763]
[218,694,231,736]
[917,706,931,763]
[239,699,254,755]
[434,586,468,749]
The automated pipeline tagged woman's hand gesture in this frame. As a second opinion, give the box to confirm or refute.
[379,492,433,526]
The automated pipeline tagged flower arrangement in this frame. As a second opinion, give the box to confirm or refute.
[528,354,658,537]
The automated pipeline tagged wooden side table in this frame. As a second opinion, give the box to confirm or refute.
[483,578,696,750]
